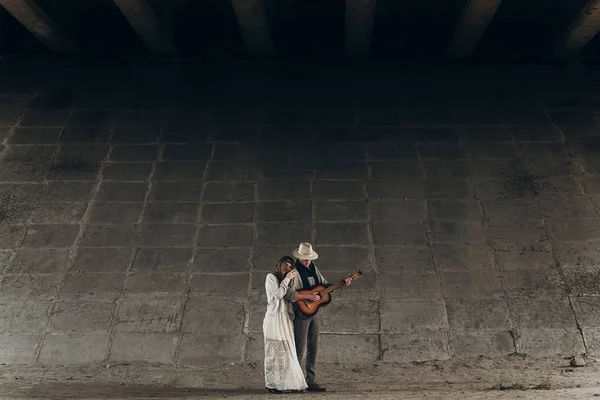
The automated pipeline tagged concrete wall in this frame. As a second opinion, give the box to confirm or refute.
[0,58,600,366]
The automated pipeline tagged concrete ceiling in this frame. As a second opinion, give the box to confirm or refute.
[0,0,600,62]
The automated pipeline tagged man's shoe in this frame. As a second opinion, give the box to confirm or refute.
[307,382,327,392]
[266,387,284,394]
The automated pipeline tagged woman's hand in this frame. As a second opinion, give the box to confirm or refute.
[286,270,296,280]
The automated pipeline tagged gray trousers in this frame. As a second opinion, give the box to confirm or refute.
[293,315,319,384]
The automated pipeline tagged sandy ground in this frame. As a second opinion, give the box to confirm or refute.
[1,386,600,400]
[1,355,600,399]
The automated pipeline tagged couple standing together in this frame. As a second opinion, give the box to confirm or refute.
[263,242,353,394]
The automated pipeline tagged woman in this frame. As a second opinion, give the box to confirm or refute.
[263,256,309,394]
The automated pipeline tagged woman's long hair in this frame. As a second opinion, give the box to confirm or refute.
[273,256,295,283]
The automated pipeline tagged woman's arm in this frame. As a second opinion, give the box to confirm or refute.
[265,273,291,301]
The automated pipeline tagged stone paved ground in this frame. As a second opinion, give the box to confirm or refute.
[1,59,600,372]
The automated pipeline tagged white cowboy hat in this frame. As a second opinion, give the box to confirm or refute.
[292,242,319,260]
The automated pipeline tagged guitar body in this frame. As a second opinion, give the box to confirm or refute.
[292,270,362,319]
[294,285,331,319]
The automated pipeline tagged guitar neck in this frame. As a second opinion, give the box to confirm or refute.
[320,280,345,295]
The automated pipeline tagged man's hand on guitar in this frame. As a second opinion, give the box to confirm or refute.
[294,270,361,318]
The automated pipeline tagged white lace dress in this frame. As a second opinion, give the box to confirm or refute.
[263,273,307,391]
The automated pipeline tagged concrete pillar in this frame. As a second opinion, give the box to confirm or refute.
[446,0,502,59]
[230,0,274,56]
[0,0,76,53]
[113,0,176,55]
[345,0,376,57]
[556,0,600,60]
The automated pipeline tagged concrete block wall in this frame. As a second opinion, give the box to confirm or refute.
[0,59,600,366]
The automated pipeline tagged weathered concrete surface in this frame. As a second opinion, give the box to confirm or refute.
[113,0,177,55]
[446,0,502,59]
[556,0,600,59]
[0,0,78,53]
[1,58,600,372]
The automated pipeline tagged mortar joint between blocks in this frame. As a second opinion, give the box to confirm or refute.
[173,141,214,365]
[465,127,519,354]
[363,144,383,361]
[33,130,115,364]
[242,160,261,363]
[104,129,163,363]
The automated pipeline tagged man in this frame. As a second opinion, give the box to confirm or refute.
[284,242,352,392]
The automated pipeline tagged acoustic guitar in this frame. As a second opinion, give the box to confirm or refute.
[294,270,362,319]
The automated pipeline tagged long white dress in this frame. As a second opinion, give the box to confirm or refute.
[263,273,307,391]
